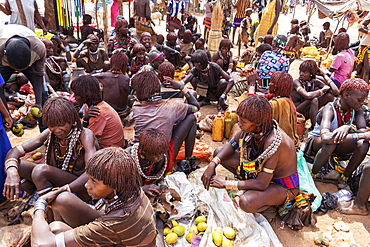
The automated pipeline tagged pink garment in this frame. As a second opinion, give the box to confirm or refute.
[330,49,355,85]
[111,0,119,27]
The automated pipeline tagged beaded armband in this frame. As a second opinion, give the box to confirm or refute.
[352,134,360,142]
[229,138,239,149]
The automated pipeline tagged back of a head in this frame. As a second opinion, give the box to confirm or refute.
[131,71,161,100]
[256,43,272,55]
[5,37,31,71]
[70,75,102,105]
[158,61,175,78]
[339,78,369,95]
[270,71,293,97]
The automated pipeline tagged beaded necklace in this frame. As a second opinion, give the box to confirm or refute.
[131,143,167,180]
[45,57,62,75]
[94,192,138,215]
[238,120,282,179]
[45,127,82,172]
[88,49,99,63]
[334,98,353,126]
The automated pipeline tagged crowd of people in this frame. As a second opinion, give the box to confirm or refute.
[0,0,370,245]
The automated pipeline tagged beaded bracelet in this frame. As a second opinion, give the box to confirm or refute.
[229,138,239,149]
[34,199,48,214]
[179,85,185,90]
[352,134,360,142]
[225,180,238,190]
[184,91,191,98]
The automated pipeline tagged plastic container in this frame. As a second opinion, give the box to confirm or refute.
[212,113,224,142]
[224,111,232,139]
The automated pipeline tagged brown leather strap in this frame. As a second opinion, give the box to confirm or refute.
[15,0,27,27]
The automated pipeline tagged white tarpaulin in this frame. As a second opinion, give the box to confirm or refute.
[313,0,370,19]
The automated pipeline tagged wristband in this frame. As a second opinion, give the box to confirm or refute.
[6,164,18,170]
[34,199,48,214]
[296,86,303,92]
[225,180,239,190]
[352,134,360,141]
[220,93,226,99]
[179,84,185,90]
[212,156,221,165]
[5,158,19,166]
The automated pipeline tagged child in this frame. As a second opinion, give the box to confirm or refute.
[164,32,182,68]
[130,44,150,75]
[211,38,237,74]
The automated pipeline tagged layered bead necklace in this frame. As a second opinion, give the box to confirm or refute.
[88,49,99,63]
[334,98,353,126]
[45,57,62,75]
[45,126,82,172]
[131,143,167,181]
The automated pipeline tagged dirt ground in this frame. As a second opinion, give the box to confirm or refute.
[1,3,370,247]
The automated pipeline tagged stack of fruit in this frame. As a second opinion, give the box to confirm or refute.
[185,215,208,244]
[164,219,186,245]
[26,152,43,162]
[212,227,236,247]
[11,123,24,137]
[27,107,42,121]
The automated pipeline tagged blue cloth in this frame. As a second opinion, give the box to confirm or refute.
[168,0,185,17]
[258,50,289,79]
[0,112,12,200]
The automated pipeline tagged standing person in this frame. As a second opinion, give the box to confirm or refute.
[201,95,300,214]
[355,17,370,83]
[31,147,157,247]
[93,50,131,119]
[70,75,125,149]
[254,0,281,44]
[231,0,250,44]
[291,60,339,127]
[0,0,47,32]
[203,0,215,41]
[328,32,355,88]
[167,0,185,33]
[305,78,370,189]
[2,97,97,201]
[74,34,109,73]
[0,24,46,110]
[134,0,156,41]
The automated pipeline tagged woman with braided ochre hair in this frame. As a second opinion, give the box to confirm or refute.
[2,97,97,201]
[202,95,300,214]
[31,147,157,247]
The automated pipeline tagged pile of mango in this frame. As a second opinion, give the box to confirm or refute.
[174,71,187,81]
[185,215,208,244]
[212,227,236,247]
[164,219,186,244]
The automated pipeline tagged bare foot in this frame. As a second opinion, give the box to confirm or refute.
[338,200,369,216]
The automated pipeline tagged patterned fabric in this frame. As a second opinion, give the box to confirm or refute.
[203,17,211,28]
[272,170,300,189]
[258,50,289,83]
[234,0,250,18]
[167,17,182,32]
[233,17,244,27]
[108,35,131,51]
[168,0,185,17]
[254,0,278,44]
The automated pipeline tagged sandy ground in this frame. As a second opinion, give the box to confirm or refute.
[2,3,370,247]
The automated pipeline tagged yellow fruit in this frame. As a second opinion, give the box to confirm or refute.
[222,227,236,240]
[31,107,42,118]
[12,123,23,133]
[32,152,43,160]
[212,231,223,246]
[173,225,185,237]
[26,158,34,162]
[165,232,178,244]
[222,239,234,247]
[197,222,208,232]
[171,219,178,227]
[188,226,198,235]
[163,227,172,236]
[195,215,207,225]
[15,129,24,137]
[186,232,193,243]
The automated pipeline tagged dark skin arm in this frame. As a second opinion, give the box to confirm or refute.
[293,79,330,100]
[67,128,97,192]
[34,1,47,32]
[267,0,281,34]
[0,0,11,15]
[316,68,339,96]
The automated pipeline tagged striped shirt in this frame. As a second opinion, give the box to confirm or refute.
[234,0,250,18]
[168,0,185,17]
[73,190,156,247]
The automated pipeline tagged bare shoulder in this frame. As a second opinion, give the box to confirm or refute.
[80,128,95,141]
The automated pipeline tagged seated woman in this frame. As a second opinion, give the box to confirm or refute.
[201,95,299,213]
[130,44,149,75]
[130,71,199,162]
[31,147,157,247]
[126,128,173,198]
[211,38,237,74]
[291,60,339,127]
[41,38,69,91]
[2,97,97,201]
[108,19,131,56]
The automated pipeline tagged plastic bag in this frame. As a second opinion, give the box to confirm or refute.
[297,150,322,211]
[198,115,214,132]
[176,142,213,161]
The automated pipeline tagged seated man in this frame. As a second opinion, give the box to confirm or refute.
[317,21,333,49]
[126,128,173,198]
[93,50,131,119]
[183,50,234,110]
[73,34,109,73]
[305,78,370,188]
[201,95,299,213]
[3,97,97,201]
[31,147,157,246]
[130,71,199,161]
[285,24,304,63]
[70,75,125,148]
[291,59,339,127]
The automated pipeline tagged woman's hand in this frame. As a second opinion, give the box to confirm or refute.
[3,168,20,200]
[201,162,216,190]
[84,106,100,121]
[209,175,226,189]
[142,184,162,197]
[39,187,68,204]
[163,76,184,89]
